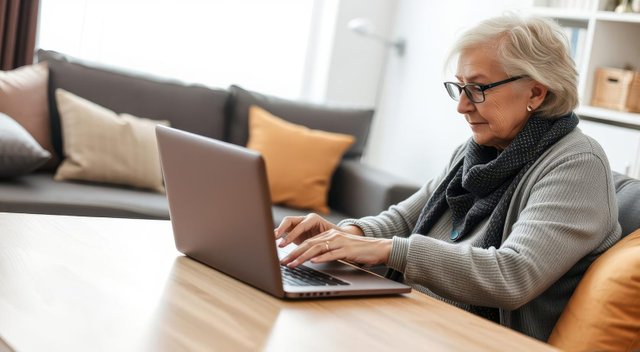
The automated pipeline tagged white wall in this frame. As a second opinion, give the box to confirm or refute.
[363,0,530,185]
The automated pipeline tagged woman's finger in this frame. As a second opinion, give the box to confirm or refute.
[274,216,303,239]
[278,214,320,247]
[283,232,392,268]
[310,246,345,264]
[283,239,333,268]
[280,231,331,264]
[281,230,341,265]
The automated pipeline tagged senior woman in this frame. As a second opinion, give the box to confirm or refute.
[275,14,621,341]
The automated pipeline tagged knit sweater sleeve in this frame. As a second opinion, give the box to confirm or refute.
[336,178,434,238]
[337,144,464,238]
[387,152,618,310]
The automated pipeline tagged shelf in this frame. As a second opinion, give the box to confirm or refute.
[529,7,592,22]
[595,11,640,23]
[531,2,640,175]
[529,7,640,24]
[577,105,640,129]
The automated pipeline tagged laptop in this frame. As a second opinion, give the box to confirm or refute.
[156,125,411,298]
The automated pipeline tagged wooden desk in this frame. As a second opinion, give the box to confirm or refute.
[0,213,556,351]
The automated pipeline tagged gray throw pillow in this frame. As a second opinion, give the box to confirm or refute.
[0,112,51,178]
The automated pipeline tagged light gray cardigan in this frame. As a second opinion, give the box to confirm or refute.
[339,128,621,341]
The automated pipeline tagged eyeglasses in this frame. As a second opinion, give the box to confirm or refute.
[443,76,523,103]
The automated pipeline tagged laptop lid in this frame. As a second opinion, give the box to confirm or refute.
[156,125,410,298]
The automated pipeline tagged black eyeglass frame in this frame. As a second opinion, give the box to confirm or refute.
[443,76,524,103]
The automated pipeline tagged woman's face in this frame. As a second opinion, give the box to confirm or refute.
[455,46,545,150]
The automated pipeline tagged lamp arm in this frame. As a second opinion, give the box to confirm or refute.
[360,33,406,56]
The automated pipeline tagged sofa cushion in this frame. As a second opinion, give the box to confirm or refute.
[0,173,170,219]
[613,171,640,237]
[0,62,56,167]
[247,106,354,214]
[226,85,373,159]
[54,89,168,193]
[37,49,229,160]
[0,173,350,223]
[0,113,51,178]
[548,229,640,350]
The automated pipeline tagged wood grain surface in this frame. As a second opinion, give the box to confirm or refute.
[0,213,557,351]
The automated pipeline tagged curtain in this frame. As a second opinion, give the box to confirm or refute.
[0,0,39,70]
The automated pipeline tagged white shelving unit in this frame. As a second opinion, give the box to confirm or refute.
[530,0,640,177]
[577,105,640,127]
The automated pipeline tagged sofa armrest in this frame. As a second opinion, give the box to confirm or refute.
[328,160,420,219]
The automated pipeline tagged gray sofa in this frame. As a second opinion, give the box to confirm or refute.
[613,172,640,237]
[0,50,419,224]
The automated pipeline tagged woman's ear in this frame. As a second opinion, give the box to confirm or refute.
[529,81,548,110]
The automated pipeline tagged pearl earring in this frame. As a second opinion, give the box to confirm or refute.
[526,105,533,112]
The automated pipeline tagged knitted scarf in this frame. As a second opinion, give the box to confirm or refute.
[398,113,579,322]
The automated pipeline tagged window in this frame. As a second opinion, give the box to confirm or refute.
[37,0,315,99]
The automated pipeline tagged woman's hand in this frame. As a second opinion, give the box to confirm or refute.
[280,229,392,268]
[274,213,361,247]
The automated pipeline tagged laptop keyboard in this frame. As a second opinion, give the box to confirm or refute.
[281,264,350,286]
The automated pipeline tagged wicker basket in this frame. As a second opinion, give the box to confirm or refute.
[591,67,640,113]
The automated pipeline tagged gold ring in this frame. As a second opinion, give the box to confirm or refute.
[325,241,330,252]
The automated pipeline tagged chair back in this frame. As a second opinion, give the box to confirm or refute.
[613,171,640,237]
[548,172,640,351]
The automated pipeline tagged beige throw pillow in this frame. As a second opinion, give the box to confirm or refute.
[54,89,169,192]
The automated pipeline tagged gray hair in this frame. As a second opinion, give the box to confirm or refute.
[446,14,578,118]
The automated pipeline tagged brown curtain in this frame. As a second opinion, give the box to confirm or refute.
[0,0,39,70]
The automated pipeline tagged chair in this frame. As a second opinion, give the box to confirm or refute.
[548,172,640,351]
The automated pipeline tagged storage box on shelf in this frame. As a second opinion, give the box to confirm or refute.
[591,67,640,113]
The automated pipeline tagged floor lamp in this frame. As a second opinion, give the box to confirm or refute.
[348,18,406,161]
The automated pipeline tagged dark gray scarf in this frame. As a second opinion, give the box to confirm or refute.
[390,113,579,322]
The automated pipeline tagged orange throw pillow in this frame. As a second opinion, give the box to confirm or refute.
[246,105,354,214]
[548,229,640,351]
